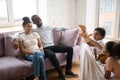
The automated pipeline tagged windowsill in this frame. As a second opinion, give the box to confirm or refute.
[0,26,23,33]
[0,24,37,33]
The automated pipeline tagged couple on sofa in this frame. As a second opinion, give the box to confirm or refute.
[15,15,78,80]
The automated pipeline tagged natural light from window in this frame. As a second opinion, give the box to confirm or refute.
[98,0,120,39]
[12,0,37,24]
[0,0,8,24]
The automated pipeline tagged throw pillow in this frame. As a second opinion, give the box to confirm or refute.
[60,29,79,47]
[4,33,25,59]
[53,28,62,45]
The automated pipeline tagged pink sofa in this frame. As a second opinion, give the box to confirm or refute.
[0,28,81,80]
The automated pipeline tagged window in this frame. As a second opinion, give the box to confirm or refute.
[102,21,113,36]
[0,0,38,26]
[98,0,120,39]
[12,0,37,24]
[99,0,116,13]
[0,0,8,24]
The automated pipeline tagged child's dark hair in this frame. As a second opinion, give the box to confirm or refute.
[106,41,116,57]
[113,42,120,58]
[22,17,31,26]
[95,27,106,38]
[106,41,120,58]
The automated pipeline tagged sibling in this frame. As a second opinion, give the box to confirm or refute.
[79,25,106,63]
[79,25,106,80]
[104,41,120,79]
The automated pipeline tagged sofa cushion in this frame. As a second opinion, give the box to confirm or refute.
[60,29,79,47]
[0,33,5,57]
[4,34,20,57]
[53,28,62,45]
[0,57,33,80]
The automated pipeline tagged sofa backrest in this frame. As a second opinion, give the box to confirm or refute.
[4,32,20,57]
[53,28,80,47]
[2,28,81,57]
[0,33,5,57]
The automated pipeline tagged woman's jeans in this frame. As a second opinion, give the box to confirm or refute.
[26,50,46,80]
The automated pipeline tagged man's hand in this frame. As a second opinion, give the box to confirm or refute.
[13,38,19,49]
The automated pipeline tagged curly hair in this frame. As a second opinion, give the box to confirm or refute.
[94,27,106,38]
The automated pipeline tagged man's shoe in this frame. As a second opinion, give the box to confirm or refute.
[59,76,66,80]
[65,71,78,78]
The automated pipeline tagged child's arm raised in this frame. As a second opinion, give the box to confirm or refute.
[79,24,103,50]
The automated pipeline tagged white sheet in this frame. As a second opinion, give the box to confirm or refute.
[80,43,120,80]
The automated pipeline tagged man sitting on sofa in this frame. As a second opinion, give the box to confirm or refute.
[31,15,78,80]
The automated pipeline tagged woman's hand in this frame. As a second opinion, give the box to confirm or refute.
[39,47,43,51]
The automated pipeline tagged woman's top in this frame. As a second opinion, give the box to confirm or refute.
[19,32,40,52]
[105,57,120,78]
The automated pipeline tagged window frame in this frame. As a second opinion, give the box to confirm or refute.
[0,0,39,27]
[97,0,120,40]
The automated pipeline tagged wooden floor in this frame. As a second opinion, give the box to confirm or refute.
[26,60,80,80]
[46,60,80,80]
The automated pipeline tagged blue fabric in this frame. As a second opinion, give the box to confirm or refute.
[26,50,46,80]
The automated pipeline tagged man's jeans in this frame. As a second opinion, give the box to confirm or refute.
[26,50,46,80]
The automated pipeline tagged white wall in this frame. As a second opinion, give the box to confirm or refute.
[76,0,87,25]
[77,0,98,33]
[86,0,98,33]
[45,0,97,31]
[39,0,47,24]
[46,0,77,28]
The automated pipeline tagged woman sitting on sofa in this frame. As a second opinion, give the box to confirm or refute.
[18,17,46,80]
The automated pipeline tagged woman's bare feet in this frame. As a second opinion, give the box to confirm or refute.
[34,76,39,80]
